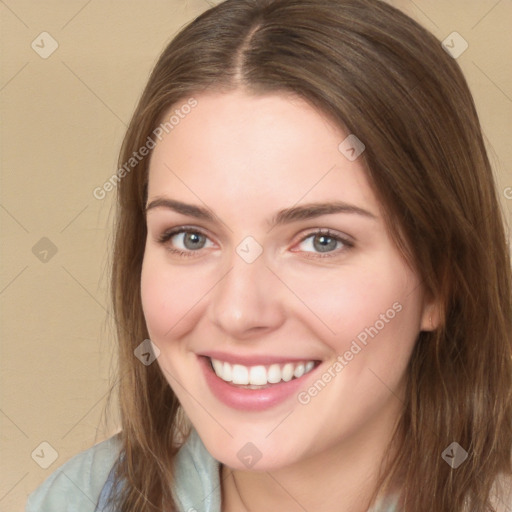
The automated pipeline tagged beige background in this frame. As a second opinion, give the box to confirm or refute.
[1,0,511,510]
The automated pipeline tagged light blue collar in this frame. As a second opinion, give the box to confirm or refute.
[97,428,398,512]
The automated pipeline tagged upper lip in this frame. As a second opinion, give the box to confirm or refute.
[199,350,321,366]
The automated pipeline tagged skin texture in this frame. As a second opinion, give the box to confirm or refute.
[141,90,438,511]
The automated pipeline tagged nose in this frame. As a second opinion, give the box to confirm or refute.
[207,251,286,339]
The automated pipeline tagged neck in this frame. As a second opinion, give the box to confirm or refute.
[221,398,402,512]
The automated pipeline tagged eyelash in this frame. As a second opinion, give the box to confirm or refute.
[157,226,354,259]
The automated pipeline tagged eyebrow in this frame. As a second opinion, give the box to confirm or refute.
[145,197,377,227]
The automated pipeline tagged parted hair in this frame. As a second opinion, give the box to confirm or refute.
[107,0,512,510]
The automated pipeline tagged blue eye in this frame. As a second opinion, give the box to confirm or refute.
[158,228,214,257]
[297,230,353,256]
[157,227,353,259]
[174,231,208,250]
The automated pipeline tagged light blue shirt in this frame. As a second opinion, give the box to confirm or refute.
[26,428,398,511]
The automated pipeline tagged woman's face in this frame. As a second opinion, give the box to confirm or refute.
[141,90,434,471]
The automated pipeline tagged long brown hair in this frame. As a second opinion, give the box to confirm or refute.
[108,0,512,510]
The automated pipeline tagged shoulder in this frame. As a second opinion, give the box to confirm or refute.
[173,428,222,512]
[25,434,122,512]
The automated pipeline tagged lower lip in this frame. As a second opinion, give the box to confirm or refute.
[198,356,319,411]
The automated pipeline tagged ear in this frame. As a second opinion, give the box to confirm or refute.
[419,294,442,332]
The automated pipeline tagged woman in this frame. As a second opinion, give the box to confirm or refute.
[26,0,512,511]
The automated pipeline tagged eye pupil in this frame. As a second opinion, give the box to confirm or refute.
[313,234,337,253]
[184,232,206,250]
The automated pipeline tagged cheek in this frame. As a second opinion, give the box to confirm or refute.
[284,257,423,357]
[140,248,213,341]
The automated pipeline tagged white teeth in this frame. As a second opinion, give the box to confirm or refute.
[267,364,281,384]
[293,363,305,378]
[211,359,224,376]
[249,366,267,385]
[210,358,317,386]
[232,364,249,385]
[282,363,294,382]
[223,361,232,382]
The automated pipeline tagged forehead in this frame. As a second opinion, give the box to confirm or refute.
[147,90,380,217]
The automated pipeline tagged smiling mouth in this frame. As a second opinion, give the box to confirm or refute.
[207,357,320,388]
